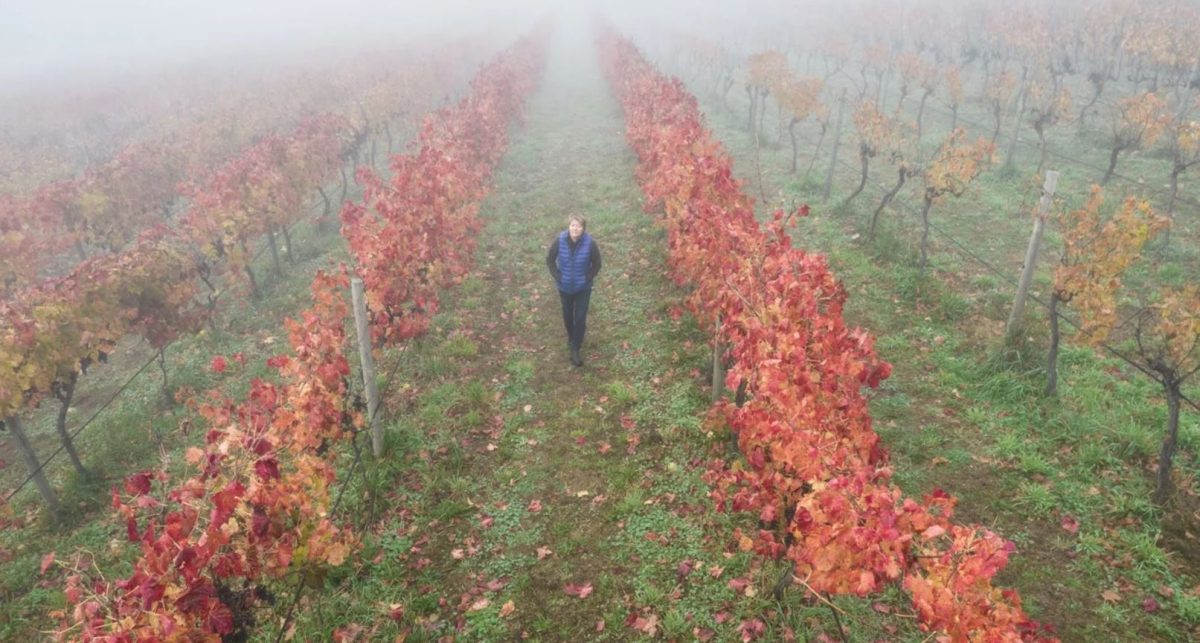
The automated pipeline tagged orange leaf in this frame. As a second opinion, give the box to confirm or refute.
[39,551,55,575]
[564,582,593,598]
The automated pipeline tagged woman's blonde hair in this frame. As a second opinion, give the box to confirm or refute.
[567,214,587,231]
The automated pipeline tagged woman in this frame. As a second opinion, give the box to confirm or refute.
[546,214,601,367]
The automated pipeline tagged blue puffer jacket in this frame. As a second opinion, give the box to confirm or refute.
[556,231,594,294]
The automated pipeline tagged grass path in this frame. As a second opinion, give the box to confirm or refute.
[275,26,776,642]
[13,26,1187,642]
[276,25,947,643]
[13,24,1155,643]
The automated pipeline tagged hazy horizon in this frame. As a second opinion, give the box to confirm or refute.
[0,0,570,90]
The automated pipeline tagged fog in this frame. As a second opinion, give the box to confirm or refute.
[1,0,567,88]
[1,0,836,86]
[4,2,1200,639]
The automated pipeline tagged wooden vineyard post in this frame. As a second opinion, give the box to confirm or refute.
[712,315,726,402]
[823,90,847,200]
[4,415,60,520]
[351,277,382,457]
[267,229,283,277]
[1002,67,1030,172]
[1006,170,1059,340]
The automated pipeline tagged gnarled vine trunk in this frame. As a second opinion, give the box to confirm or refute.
[53,371,89,477]
[870,166,910,240]
[1046,294,1061,396]
[1155,377,1182,503]
[4,416,61,520]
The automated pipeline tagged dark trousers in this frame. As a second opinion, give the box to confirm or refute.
[559,287,592,351]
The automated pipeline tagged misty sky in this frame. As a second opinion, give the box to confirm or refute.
[0,0,803,93]
[0,0,566,86]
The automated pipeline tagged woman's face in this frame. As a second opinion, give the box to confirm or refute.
[568,220,584,241]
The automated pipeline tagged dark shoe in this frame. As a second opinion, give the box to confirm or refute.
[570,347,582,367]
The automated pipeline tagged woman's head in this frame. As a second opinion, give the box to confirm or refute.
[567,214,586,241]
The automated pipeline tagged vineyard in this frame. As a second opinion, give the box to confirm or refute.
[3,1,1200,641]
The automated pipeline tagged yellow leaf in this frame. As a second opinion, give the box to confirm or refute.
[499,600,515,617]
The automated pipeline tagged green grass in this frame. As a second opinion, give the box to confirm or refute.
[10,30,1200,643]
[258,34,930,642]
[0,116,440,637]
[680,56,1200,641]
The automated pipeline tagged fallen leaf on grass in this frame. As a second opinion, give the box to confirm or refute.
[499,600,515,617]
[597,442,612,454]
[677,560,694,580]
[536,546,553,560]
[451,549,465,560]
[738,618,766,641]
[1061,515,1080,534]
[527,499,542,512]
[728,577,755,597]
[1143,597,1160,613]
[627,613,659,635]
[332,623,366,642]
[468,598,489,612]
[564,582,593,598]
[40,552,55,575]
[1102,589,1122,603]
